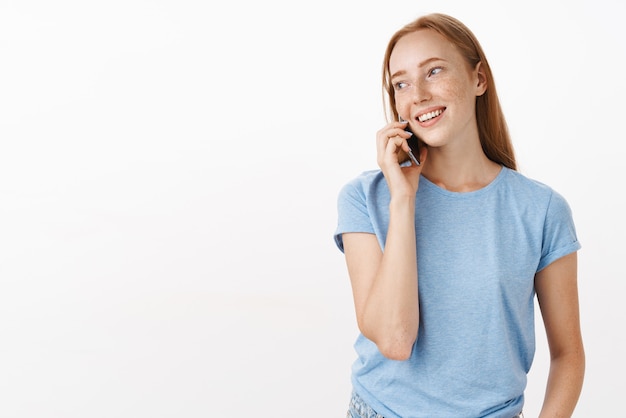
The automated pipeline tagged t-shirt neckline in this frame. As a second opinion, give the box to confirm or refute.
[419,165,508,198]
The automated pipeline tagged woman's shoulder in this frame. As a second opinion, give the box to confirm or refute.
[503,167,558,196]
[348,168,385,184]
[502,167,573,211]
[335,168,391,214]
[339,168,386,195]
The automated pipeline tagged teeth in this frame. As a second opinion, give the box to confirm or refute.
[418,109,443,122]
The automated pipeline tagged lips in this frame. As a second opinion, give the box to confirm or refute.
[417,108,445,123]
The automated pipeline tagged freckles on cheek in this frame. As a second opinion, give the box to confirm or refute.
[446,75,475,101]
[442,82,466,101]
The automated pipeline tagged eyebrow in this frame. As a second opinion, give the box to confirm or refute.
[390,57,445,80]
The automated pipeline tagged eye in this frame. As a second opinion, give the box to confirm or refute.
[394,81,408,91]
[428,67,443,77]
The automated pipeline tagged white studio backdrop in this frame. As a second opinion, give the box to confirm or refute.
[0,0,623,416]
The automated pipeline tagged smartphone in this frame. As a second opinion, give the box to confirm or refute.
[404,125,421,166]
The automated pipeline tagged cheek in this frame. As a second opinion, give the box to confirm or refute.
[394,95,412,119]
[438,78,466,101]
[446,75,477,102]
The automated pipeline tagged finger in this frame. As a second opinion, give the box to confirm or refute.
[376,131,403,156]
[376,122,412,164]
[377,122,411,143]
[400,134,413,154]
[375,125,393,151]
[384,135,405,157]
[376,132,390,162]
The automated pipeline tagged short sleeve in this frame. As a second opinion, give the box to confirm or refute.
[333,178,375,253]
[537,190,581,272]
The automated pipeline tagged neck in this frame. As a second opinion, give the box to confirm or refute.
[420,147,502,192]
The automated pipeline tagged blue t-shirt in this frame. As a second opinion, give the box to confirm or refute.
[334,166,581,418]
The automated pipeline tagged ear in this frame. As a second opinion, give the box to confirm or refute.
[474,61,487,97]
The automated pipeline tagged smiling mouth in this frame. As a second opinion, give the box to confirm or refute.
[417,108,445,122]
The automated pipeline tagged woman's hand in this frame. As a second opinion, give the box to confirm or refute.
[376,121,427,198]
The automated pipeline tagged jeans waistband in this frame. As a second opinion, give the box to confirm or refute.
[348,392,384,418]
[348,391,524,418]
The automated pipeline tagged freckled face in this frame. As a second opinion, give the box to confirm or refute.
[389,29,485,148]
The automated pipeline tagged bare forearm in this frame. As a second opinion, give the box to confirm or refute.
[361,197,418,360]
[539,349,585,417]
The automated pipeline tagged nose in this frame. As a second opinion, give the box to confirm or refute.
[412,81,430,104]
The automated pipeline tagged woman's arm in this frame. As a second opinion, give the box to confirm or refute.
[340,122,425,361]
[342,199,418,360]
[535,251,585,417]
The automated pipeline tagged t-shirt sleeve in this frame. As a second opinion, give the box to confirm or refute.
[334,178,375,253]
[537,190,582,272]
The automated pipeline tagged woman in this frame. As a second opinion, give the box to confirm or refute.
[334,13,584,418]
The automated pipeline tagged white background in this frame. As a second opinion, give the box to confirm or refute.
[1,0,624,416]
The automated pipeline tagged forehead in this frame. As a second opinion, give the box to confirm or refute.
[389,29,462,72]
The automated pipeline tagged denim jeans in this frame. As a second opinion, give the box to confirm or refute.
[346,391,524,418]
[347,392,384,418]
